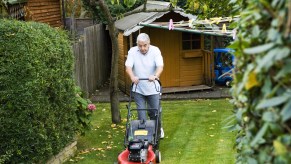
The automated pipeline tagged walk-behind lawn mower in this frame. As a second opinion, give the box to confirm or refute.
[117,79,162,164]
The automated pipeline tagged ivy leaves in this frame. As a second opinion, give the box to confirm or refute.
[230,0,291,163]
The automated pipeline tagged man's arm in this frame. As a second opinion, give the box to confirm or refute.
[149,66,164,81]
[126,66,139,84]
[155,66,163,78]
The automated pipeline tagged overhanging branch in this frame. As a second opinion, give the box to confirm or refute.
[143,0,147,11]
[82,0,183,24]
[122,7,182,17]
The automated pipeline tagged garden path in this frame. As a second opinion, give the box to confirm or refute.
[91,85,231,103]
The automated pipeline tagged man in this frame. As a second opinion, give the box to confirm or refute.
[125,33,164,138]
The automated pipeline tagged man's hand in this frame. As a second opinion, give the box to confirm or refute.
[149,75,158,81]
[126,67,139,84]
[131,76,139,84]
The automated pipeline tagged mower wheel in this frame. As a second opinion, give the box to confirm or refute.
[155,150,161,163]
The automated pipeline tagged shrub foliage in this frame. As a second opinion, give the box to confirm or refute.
[230,0,291,163]
[0,19,78,163]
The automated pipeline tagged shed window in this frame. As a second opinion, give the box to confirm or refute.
[182,32,201,50]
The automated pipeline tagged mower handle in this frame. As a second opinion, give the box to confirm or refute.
[130,108,160,112]
[138,78,159,81]
[131,78,161,85]
[128,78,162,110]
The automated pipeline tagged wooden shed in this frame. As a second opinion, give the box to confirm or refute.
[1,0,64,27]
[116,1,234,94]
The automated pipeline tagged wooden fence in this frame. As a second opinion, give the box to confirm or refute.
[73,24,110,96]
[65,18,94,37]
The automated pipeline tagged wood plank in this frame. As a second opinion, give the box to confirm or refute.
[28,6,60,12]
[180,80,203,86]
[162,85,212,93]
[181,67,202,72]
[34,14,60,21]
[182,70,203,75]
[27,8,60,14]
[38,19,62,25]
[35,18,61,24]
[33,10,60,16]
[49,23,62,27]
[28,0,58,2]
[182,51,202,58]
[28,2,59,7]
[28,3,60,8]
[180,71,202,76]
[180,65,202,70]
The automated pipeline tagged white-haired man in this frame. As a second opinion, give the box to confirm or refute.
[125,33,164,138]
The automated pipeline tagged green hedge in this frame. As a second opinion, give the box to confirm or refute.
[0,19,78,163]
[230,0,291,163]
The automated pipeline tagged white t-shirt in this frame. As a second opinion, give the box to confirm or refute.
[125,45,164,95]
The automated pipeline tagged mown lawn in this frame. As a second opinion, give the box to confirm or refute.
[66,99,236,164]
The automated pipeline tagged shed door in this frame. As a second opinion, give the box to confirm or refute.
[149,29,180,87]
[179,32,204,86]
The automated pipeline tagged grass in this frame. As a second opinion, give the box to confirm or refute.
[66,99,236,164]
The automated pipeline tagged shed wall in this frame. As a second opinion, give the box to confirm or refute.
[147,28,204,87]
[25,0,62,27]
[118,33,126,91]
[118,29,214,94]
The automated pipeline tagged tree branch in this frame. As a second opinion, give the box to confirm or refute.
[82,0,99,20]
[97,0,114,24]
[285,1,291,38]
[121,7,181,18]
[143,0,147,11]
[82,0,97,7]
[83,0,183,23]
[261,1,276,18]
[283,123,291,135]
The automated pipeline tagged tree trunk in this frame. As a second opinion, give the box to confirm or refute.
[97,0,121,123]
[108,27,121,124]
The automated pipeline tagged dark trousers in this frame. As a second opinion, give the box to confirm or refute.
[134,92,162,136]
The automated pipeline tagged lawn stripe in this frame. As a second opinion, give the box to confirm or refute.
[160,100,235,164]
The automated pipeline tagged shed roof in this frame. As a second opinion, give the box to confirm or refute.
[139,16,239,38]
[115,0,196,36]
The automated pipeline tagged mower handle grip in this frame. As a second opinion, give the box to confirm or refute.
[138,78,159,80]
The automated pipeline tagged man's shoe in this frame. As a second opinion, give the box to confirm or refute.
[160,127,164,139]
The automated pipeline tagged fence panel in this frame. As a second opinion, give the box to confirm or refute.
[73,24,110,96]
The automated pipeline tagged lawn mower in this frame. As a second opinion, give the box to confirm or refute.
[117,79,162,164]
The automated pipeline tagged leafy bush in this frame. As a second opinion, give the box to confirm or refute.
[230,0,291,163]
[0,19,78,163]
